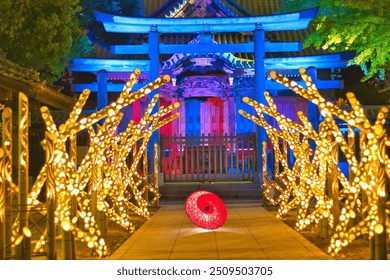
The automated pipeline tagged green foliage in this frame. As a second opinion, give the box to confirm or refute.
[78,0,145,46]
[0,0,26,38]
[0,0,93,82]
[0,0,145,82]
[336,84,389,105]
[280,0,390,80]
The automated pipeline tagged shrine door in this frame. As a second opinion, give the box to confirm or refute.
[200,97,224,136]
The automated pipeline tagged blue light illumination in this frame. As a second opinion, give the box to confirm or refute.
[94,7,319,34]
[67,58,150,72]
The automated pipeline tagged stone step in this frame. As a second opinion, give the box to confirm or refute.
[158,182,262,201]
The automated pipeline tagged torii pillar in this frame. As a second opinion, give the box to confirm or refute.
[307,67,319,153]
[148,25,160,173]
[97,70,108,110]
[254,23,267,183]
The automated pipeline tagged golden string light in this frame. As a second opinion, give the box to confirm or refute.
[240,92,334,231]
[152,143,160,207]
[240,68,389,256]
[1,69,179,259]
[1,107,13,259]
[0,108,12,254]
[0,149,4,224]
[15,93,31,259]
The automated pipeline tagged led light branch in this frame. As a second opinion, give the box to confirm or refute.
[241,67,389,256]
[2,69,179,259]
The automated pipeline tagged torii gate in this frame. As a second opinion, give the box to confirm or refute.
[68,7,353,180]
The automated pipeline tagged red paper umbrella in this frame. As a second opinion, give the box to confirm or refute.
[185,190,227,230]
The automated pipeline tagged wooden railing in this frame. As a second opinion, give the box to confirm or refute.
[160,133,256,182]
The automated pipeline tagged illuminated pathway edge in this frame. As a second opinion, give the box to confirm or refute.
[109,203,330,260]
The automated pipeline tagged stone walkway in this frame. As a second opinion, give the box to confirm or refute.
[109,201,331,260]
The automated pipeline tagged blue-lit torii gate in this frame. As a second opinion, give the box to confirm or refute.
[68,7,353,181]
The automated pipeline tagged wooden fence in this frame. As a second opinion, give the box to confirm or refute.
[160,133,256,182]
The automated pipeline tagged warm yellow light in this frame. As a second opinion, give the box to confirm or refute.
[61,220,71,231]
[15,235,24,245]
[374,224,384,234]
[241,68,389,257]
[23,227,32,238]
[2,69,179,258]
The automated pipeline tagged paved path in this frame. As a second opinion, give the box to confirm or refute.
[109,202,331,260]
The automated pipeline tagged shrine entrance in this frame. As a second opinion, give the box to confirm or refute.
[68,5,353,183]
[159,95,311,182]
[160,133,256,182]
[200,97,224,136]
[183,97,227,136]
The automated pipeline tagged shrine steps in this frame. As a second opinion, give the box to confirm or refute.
[158,181,262,202]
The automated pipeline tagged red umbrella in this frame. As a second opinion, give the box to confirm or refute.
[185,190,227,230]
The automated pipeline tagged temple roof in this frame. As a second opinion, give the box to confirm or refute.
[147,0,251,18]
[93,0,329,63]
[234,0,283,16]
[71,0,353,86]
[0,52,75,111]
[143,0,282,17]
[142,0,327,58]
[95,8,316,33]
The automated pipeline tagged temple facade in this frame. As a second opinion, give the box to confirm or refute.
[69,0,353,136]
[68,0,355,181]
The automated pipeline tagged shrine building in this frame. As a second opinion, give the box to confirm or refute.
[68,0,355,182]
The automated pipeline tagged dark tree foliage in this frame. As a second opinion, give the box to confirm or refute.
[0,0,92,82]
[78,0,145,46]
[279,0,390,99]
[279,0,390,78]
[0,0,144,82]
